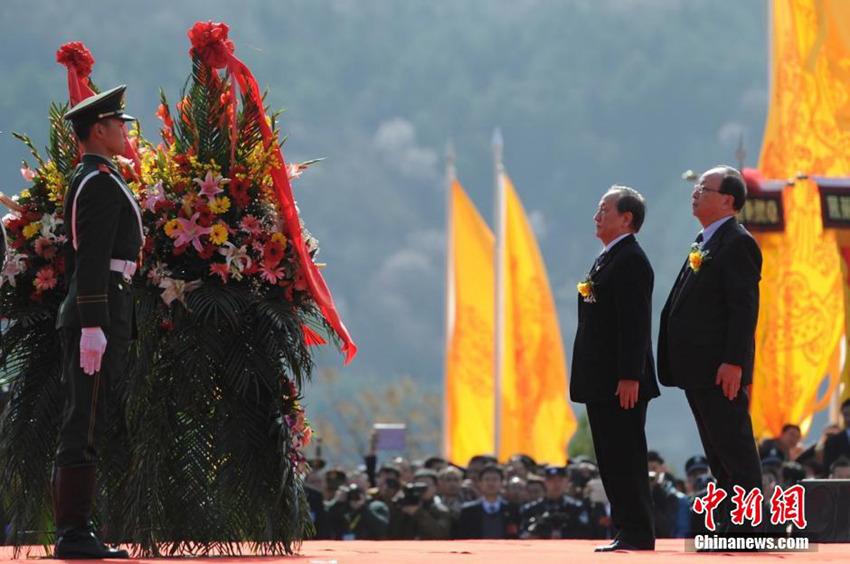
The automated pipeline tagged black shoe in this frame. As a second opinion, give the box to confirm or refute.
[594,540,654,552]
[54,527,129,559]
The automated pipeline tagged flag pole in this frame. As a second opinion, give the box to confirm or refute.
[492,128,505,460]
[444,140,456,460]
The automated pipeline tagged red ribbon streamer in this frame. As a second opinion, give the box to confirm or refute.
[189,22,357,364]
[56,42,143,178]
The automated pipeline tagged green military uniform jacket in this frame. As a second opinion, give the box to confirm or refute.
[56,154,143,340]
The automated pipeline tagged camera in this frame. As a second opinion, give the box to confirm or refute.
[347,483,364,503]
[526,511,570,538]
[401,483,428,506]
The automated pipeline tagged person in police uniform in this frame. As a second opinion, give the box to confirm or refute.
[519,466,596,540]
[53,85,142,559]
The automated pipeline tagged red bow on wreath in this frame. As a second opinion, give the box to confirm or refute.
[56,41,143,178]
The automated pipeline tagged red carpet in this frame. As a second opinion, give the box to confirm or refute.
[2,540,847,563]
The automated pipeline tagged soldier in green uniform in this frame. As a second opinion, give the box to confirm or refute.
[53,85,142,559]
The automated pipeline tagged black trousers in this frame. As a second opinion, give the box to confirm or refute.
[685,386,763,533]
[586,400,655,547]
[56,327,129,468]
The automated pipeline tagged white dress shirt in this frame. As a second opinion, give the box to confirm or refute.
[601,232,631,255]
[699,216,735,245]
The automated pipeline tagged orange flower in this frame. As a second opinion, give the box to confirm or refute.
[688,243,709,273]
[263,240,285,268]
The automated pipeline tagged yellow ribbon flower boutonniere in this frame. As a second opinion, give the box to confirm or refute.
[577,275,596,303]
[688,243,710,273]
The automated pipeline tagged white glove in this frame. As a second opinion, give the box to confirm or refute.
[80,327,107,375]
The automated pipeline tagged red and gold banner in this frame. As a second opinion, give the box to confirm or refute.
[815,177,850,407]
[751,0,850,438]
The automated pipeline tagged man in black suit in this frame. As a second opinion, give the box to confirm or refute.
[823,399,850,471]
[454,465,520,539]
[658,165,762,535]
[570,185,659,552]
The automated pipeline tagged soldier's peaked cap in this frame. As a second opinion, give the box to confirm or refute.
[63,85,135,125]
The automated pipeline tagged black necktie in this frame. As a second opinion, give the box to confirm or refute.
[590,251,607,274]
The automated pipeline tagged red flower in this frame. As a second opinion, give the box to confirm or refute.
[173,243,188,256]
[196,203,214,227]
[188,21,234,70]
[263,241,284,268]
[209,262,229,283]
[159,319,174,332]
[56,42,95,78]
[156,103,174,129]
[228,178,251,207]
[173,154,190,173]
[144,236,154,254]
[198,243,216,260]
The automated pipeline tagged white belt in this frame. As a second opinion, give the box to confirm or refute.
[110,259,137,281]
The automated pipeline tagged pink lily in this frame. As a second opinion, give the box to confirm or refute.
[286,163,303,181]
[145,181,167,213]
[172,212,212,252]
[20,166,36,182]
[194,171,225,200]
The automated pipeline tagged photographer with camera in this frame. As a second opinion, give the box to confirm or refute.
[647,452,689,538]
[520,465,595,540]
[455,465,520,539]
[326,482,390,540]
[389,469,452,539]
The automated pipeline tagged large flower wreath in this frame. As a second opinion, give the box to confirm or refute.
[115,22,354,556]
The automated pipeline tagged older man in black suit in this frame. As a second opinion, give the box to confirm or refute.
[658,165,763,535]
[571,185,659,552]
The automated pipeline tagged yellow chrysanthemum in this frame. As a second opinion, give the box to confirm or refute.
[209,223,228,245]
[23,221,42,240]
[271,232,287,247]
[20,189,31,200]
[577,281,592,298]
[209,196,231,215]
[164,219,181,237]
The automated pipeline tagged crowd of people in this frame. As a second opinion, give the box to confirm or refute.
[303,403,850,541]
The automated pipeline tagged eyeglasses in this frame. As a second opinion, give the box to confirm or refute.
[694,184,724,194]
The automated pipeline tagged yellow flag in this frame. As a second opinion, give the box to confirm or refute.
[752,0,850,438]
[499,173,576,464]
[445,179,495,464]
